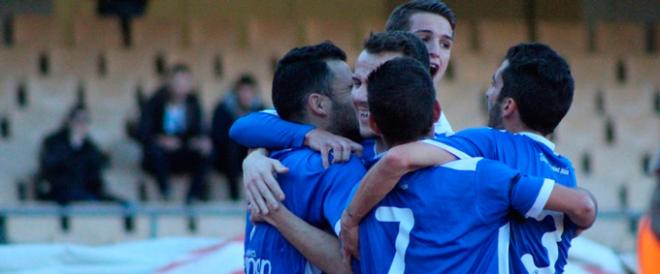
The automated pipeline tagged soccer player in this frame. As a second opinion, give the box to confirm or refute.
[341,43,596,274]
[231,31,433,213]
[242,42,366,274]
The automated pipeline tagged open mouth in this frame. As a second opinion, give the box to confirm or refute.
[430,63,439,78]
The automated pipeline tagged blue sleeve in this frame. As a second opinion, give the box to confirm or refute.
[433,127,498,159]
[475,160,553,222]
[228,110,315,149]
[322,157,367,236]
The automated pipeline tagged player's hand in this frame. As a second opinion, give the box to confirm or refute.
[340,210,361,260]
[304,129,363,169]
[243,149,289,215]
[248,202,267,223]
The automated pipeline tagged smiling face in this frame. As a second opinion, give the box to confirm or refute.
[351,50,403,138]
[407,12,453,85]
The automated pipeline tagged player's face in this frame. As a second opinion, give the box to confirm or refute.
[327,60,361,141]
[352,50,403,138]
[408,12,453,85]
[486,60,508,129]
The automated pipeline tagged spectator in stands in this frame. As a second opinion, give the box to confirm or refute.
[138,64,211,203]
[212,74,264,201]
[39,104,123,205]
[638,149,660,274]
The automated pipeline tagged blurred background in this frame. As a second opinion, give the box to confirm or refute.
[0,0,657,272]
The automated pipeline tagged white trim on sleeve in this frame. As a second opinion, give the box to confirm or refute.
[525,179,555,218]
[421,139,471,160]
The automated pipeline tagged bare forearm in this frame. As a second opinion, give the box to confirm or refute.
[345,155,410,224]
[545,186,597,229]
[269,208,345,274]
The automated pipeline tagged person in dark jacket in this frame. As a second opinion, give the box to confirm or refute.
[39,104,122,205]
[211,74,264,200]
[139,64,212,203]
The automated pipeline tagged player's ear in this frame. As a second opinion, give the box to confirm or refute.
[307,93,329,117]
[368,114,382,136]
[433,100,441,122]
[501,97,517,118]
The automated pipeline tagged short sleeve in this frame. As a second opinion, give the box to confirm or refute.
[510,176,555,218]
[474,160,552,222]
[322,157,367,236]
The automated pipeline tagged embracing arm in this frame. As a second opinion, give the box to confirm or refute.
[343,141,456,224]
[261,207,349,274]
[545,185,598,229]
[341,141,456,257]
[229,111,314,149]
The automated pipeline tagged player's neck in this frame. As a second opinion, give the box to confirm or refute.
[505,122,548,139]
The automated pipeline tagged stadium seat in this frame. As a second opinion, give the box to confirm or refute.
[595,22,645,56]
[477,20,528,57]
[189,18,239,51]
[569,55,616,87]
[438,82,487,130]
[305,19,360,62]
[0,48,41,78]
[449,53,500,87]
[14,15,66,50]
[537,20,588,57]
[450,21,477,56]
[132,17,184,51]
[104,49,159,82]
[246,19,299,56]
[582,217,636,252]
[626,56,660,87]
[72,16,122,50]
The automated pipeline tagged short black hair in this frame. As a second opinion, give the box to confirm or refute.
[499,43,575,135]
[169,63,190,75]
[272,41,347,122]
[385,0,456,32]
[234,73,257,89]
[367,57,436,145]
[364,31,430,70]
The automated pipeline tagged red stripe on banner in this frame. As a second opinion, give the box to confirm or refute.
[156,235,244,273]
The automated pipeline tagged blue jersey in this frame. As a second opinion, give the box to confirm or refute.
[244,148,366,274]
[359,158,555,274]
[430,128,578,274]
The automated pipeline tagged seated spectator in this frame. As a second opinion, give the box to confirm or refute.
[39,104,123,205]
[212,74,264,200]
[138,64,212,203]
[638,149,660,274]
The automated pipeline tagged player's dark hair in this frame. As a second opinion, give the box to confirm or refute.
[385,0,456,32]
[234,73,257,90]
[169,63,190,75]
[272,41,347,122]
[498,43,574,135]
[364,31,430,71]
[367,57,435,145]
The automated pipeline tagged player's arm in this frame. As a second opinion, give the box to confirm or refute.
[544,185,598,229]
[229,110,314,149]
[230,110,362,166]
[508,174,597,230]
[256,206,350,274]
[243,148,288,214]
[341,141,456,257]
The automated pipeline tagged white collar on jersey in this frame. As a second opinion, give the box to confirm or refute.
[517,131,556,151]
